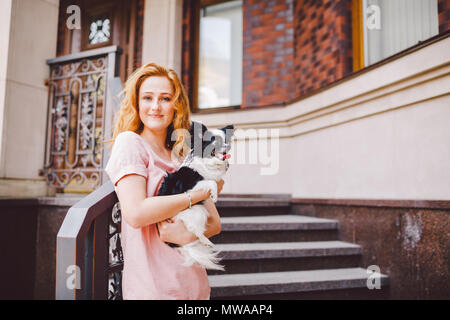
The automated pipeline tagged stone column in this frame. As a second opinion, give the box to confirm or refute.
[0,0,59,197]
[142,0,183,75]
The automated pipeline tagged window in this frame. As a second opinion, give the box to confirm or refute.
[89,17,111,45]
[82,5,114,50]
[198,0,243,109]
[354,0,439,69]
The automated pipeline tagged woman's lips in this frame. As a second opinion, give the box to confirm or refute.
[149,114,163,119]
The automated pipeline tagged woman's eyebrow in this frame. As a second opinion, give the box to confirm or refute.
[141,91,172,95]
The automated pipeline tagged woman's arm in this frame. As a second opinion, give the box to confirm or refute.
[115,174,211,228]
[157,181,224,245]
[158,198,221,245]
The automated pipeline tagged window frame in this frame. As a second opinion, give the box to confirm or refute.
[352,0,440,71]
[191,0,243,113]
[81,3,115,51]
[352,0,365,72]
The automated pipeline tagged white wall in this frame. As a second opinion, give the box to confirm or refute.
[0,0,59,197]
[0,0,13,182]
[142,0,183,74]
[193,36,450,200]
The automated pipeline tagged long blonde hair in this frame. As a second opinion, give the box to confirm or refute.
[111,62,191,158]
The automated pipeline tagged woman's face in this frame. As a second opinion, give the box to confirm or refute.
[138,76,175,133]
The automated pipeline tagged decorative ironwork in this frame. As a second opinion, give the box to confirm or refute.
[89,18,111,45]
[45,55,108,191]
[107,202,123,300]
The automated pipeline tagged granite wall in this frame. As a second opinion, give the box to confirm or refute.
[292,200,450,299]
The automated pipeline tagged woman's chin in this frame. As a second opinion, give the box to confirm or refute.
[143,121,169,132]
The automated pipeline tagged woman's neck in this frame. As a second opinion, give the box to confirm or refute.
[140,127,167,152]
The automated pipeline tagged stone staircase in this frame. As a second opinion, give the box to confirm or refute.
[208,196,390,299]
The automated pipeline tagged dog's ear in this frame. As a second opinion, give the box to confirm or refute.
[221,124,234,143]
[220,124,234,132]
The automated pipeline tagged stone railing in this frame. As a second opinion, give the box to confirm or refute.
[55,181,123,300]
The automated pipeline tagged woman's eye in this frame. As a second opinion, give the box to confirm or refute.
[163,97,171,102]
[144,96,152,101]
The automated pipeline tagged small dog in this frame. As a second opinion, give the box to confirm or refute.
[157,121,234,270]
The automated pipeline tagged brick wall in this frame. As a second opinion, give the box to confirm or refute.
[293,0,353,98]
[243,0,295,108]
[438,0,450,34]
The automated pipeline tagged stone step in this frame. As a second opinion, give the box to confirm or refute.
[207,241,362,275]
[211,215,340,243]
[216,197,292,216]
[209,268,390,300]
[220,215,339,231]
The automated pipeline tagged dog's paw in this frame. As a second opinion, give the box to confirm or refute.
[193,180,218,202]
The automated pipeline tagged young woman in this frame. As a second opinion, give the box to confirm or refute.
[105,62,223,300]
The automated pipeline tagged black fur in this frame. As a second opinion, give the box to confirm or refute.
[157,166,203,196]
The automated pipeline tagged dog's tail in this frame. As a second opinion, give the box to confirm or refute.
[177,241,225,271]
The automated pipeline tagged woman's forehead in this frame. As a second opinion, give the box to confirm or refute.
[140,76,173,95]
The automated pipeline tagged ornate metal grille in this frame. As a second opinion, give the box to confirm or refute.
[108,202,123,300]
[44,47,120,192]
[89,18,111,45]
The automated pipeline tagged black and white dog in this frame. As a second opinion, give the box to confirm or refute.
[157,121,234,270]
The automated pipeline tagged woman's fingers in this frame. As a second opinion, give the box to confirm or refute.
[158,219,197,245]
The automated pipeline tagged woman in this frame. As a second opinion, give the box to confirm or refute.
[105,62,223,300]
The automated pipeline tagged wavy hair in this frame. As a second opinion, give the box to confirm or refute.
[110,62,191,158]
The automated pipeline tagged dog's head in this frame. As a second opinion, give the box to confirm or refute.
[189,121,234,160]
[185,121,234,179]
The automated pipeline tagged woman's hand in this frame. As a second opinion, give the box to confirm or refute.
[157,219,197,246]
[189,179,224,204]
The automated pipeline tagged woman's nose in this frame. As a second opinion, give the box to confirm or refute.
[150,98,161,111]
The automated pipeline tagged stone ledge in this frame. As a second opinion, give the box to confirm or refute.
[216,198,291,208]
[209,268,389,297]
[220,215,339,231]
[215,241,362,260]
[37,196,83,207]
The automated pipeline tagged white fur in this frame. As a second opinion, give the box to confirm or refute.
[169,156,229,271]
[172,194,224,271]
[176,240,224,271]
[189,157,227,182]
[192,180,218,202]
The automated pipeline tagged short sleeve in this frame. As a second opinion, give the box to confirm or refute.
[105,131,149,186]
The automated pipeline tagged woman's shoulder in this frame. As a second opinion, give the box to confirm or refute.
[105,131,150,185]
[113,131,149,154]
[115,131,145,146]
[115,130,141,141]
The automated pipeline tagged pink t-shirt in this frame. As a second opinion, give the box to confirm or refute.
[104,131,210,300]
